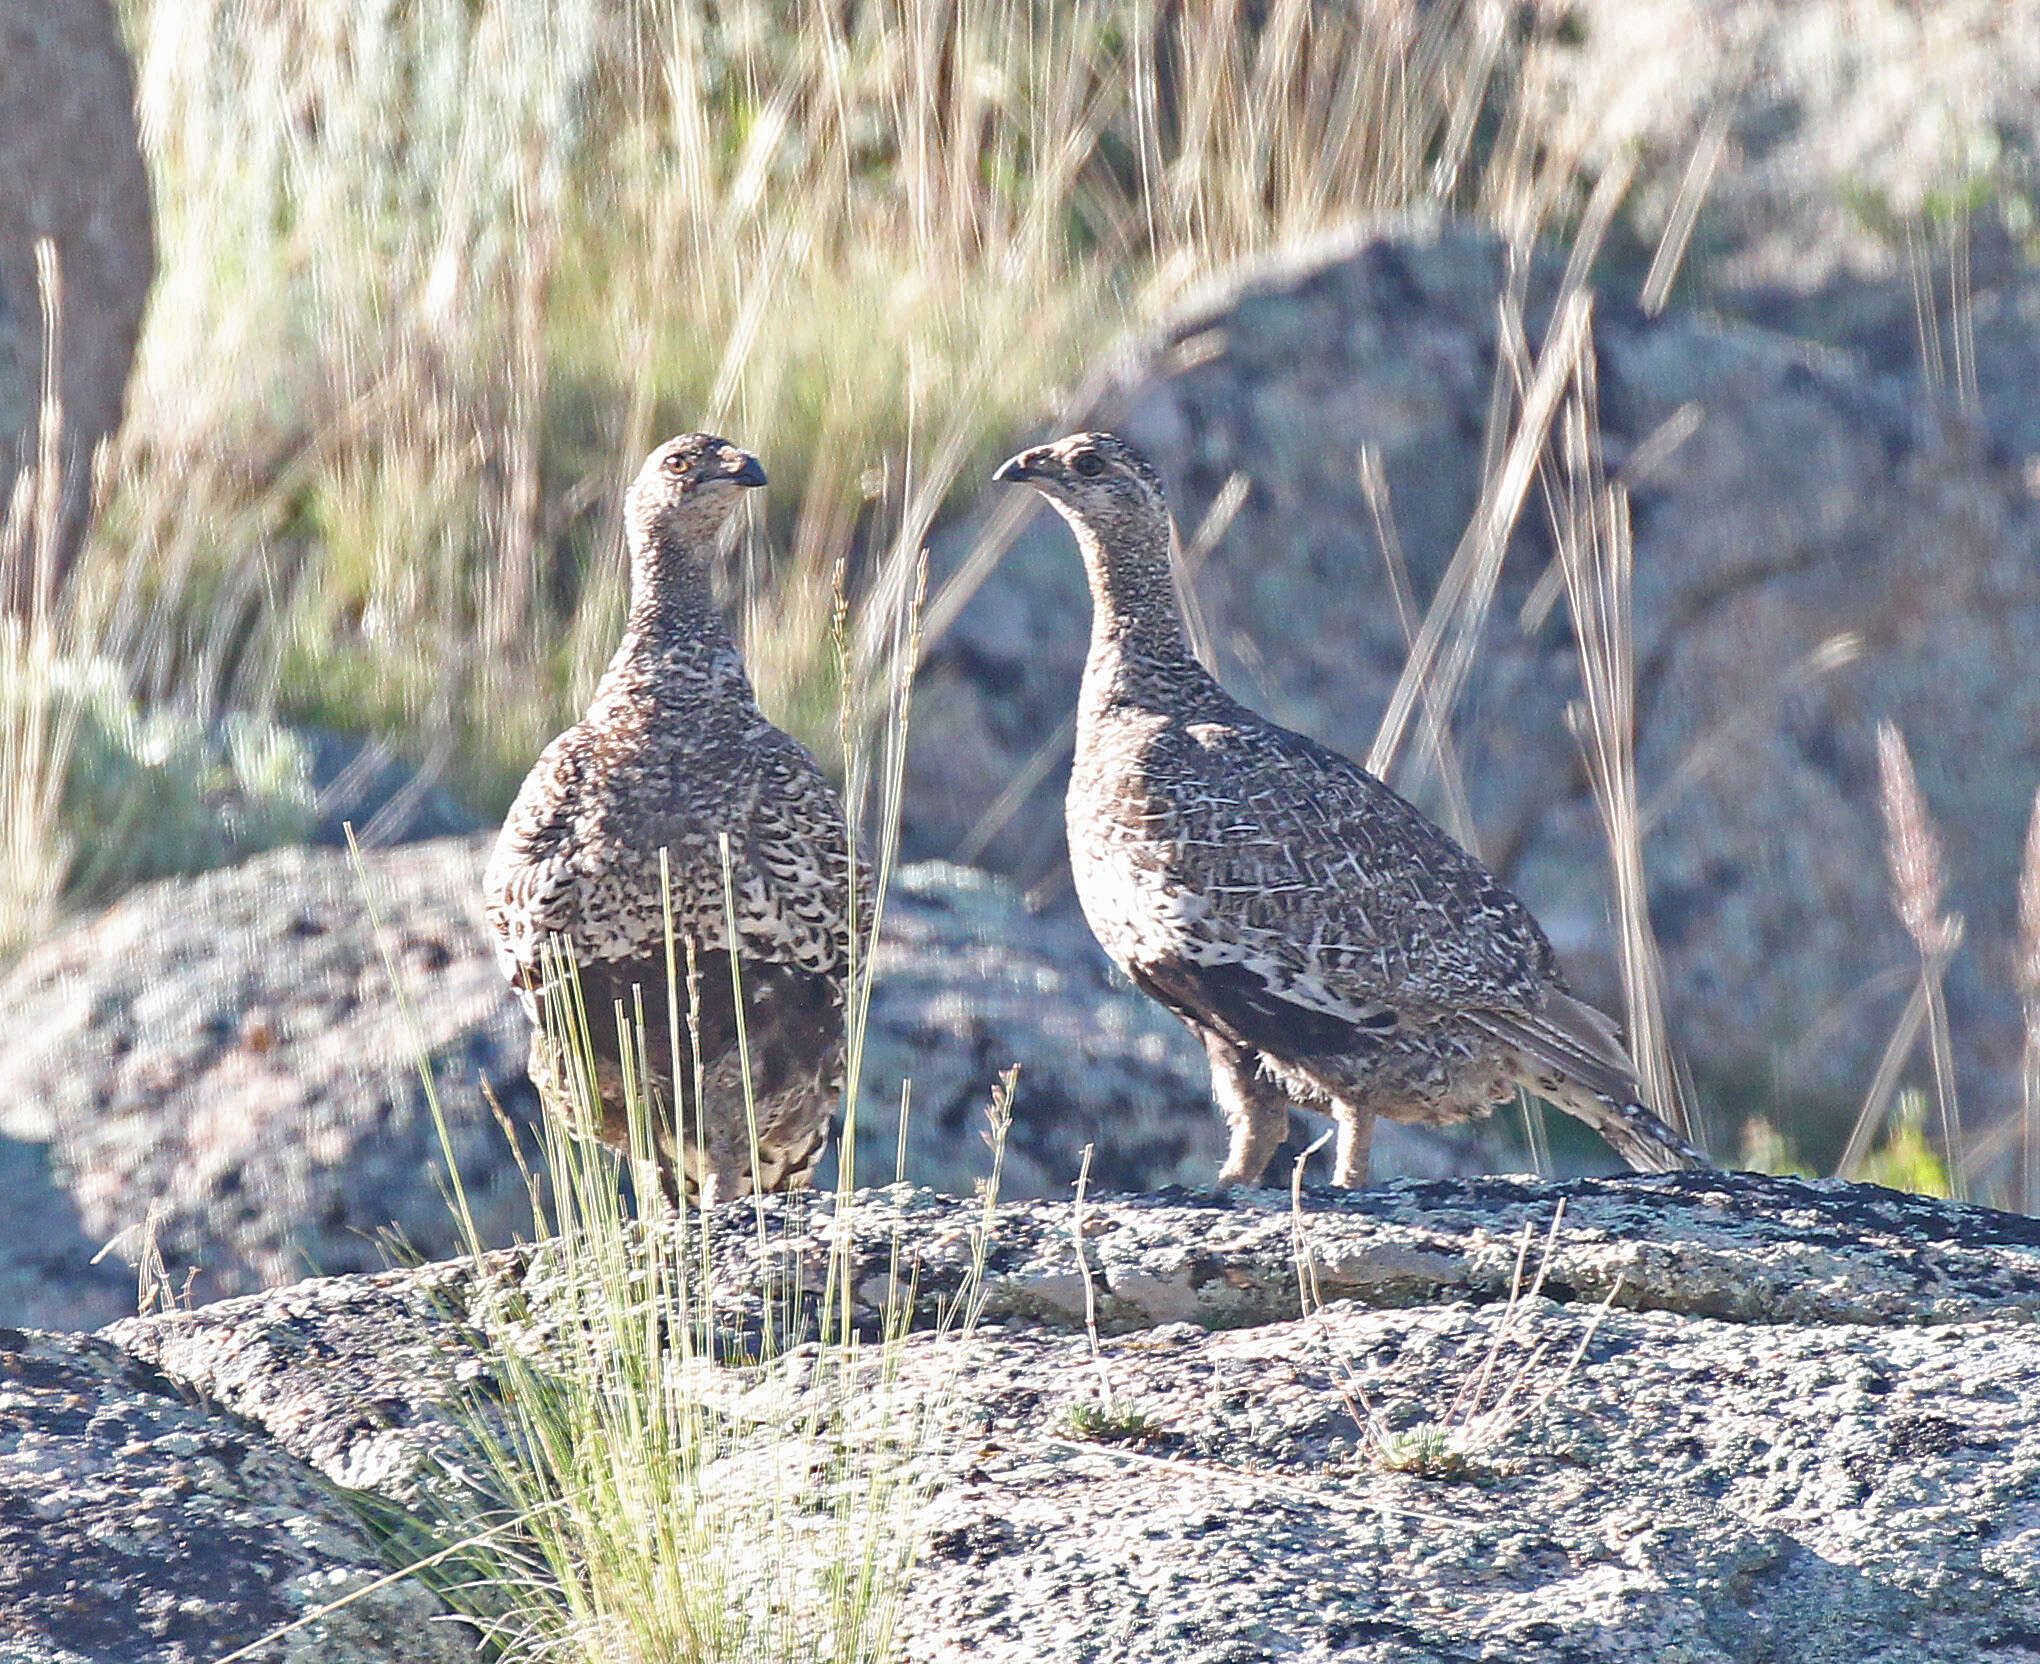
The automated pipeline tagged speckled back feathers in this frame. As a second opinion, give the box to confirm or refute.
[997,428,1705,1182]
[483,434,863,1201]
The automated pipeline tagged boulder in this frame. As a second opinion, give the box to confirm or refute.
[0,0,153,593]
[0,1325,473,1664]
[1527,0,2040,453]
[915,215,2040,1167]
[60,1172,2040,1663]
[0,838,547,1325]
[0,836,1478,1327]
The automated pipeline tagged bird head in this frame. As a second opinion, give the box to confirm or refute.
[992,431,1168,540]
[625,432,768,552]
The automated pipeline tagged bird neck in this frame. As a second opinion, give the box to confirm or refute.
[1071,517,1213,711]
[613,531,750,694]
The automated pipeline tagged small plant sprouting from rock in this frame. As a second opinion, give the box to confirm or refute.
[1855,1089,1956,1200]
[1055,1142,1169,1450]
[1290,1148,1622,1483]
[386,936,1009,1664]
[1370,1421,1479,1481]
[1058,1399,1163,1446]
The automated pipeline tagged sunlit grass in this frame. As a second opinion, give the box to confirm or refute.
[428,999,1007,1664]
[418,877,1010,1659]
[95,0,1564,827]
[322,545,1007,1660]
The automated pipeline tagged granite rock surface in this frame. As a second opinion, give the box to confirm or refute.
[55,1172,2039,1664]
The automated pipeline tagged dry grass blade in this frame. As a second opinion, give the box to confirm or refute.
[1359,447,1477,848]
[1368,287,1592,785]
[0,242,92,949]
[2018,786,2040,1212]
[1442,1212,1551,1432]
[1071,1143,1116,1413]
[1639,632,1861,835]
[952,710,1077,870]
[1172,469,1248,674]
[1288,1129,1385,1448]
[1878,723,1959,960]
[1640,104,1733,316]
[1293,1170,1625,1481]
[1839,975,1935,1181]
[88,1201,180,1318]
[1860,722,1966,1197]
[1056,1145,1158,1444]
[1542,316,1691,1139]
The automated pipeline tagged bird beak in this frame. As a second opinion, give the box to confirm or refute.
[728,454,768,488]
[993,448,1048,484]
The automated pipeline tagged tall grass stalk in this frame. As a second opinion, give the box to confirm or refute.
[1358,445,1478,851]
[432,990,992,1664]
[0,242,77,948]
[1841,723,1966,1195]
[1366,284,1592,799]
[2020,788,2040,1214]
[1542,310,1691,1140]
[1069,1143,1116,1414]
[103,0,1591,833]
[361,885,988,1658]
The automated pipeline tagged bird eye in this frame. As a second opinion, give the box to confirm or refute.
[1073,452,1105,477]
[661,452,687,476]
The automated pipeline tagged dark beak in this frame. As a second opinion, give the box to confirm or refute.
[993,448,1046,484]
[729,453,768,488]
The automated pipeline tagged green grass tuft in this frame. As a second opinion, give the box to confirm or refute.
[1059,1399,1163,1446]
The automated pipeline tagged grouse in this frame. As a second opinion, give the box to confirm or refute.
[994,430,1706,1187]
[484,433,863,1203]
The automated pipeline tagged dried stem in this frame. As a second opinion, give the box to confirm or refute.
[2017,787,2040,1212]
[1864,722,1966,1196]
[1543,306,1691,1138]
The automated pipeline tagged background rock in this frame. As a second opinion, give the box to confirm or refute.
[0,0,153,591]
[86,1172,2040,1664]
[0,838,547,1323]
[0,1135,137,1336]
[1531,0,2040,453]
[914,215,2040,1163]
[0,836,1477,1328]
[302,730,485,851]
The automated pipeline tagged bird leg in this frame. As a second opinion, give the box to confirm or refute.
[1330,1102,1375,1188]
[1203,1031,1291,1187]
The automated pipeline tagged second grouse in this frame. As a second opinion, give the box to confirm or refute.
[995,430,1706,1188]
[484,433,864,1203]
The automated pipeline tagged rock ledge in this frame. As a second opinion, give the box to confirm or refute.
[1,1171,2022,1663]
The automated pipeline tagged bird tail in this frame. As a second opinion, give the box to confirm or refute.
[1538,1079,1709,1173]
[1471,994,1710,1173]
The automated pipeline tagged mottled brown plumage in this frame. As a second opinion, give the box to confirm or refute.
[994,430,1707,1187]
[484,433,864,1202]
